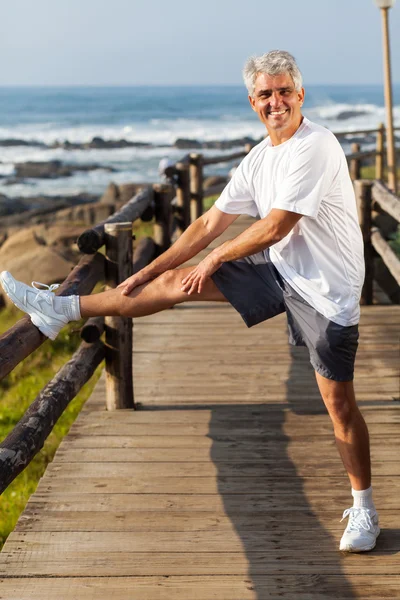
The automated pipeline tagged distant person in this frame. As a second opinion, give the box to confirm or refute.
[0,50,378,553]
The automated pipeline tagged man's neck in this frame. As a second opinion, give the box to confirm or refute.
[267,115,304,146]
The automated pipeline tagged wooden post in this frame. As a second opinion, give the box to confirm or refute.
[176,161,191,234]
[104,222,134,410]
[189,153,204,222]
[153,183,174,253]
[350,143,361,181]
[354,180,374,305]
[380,6,397,194]
[375,123,384,181]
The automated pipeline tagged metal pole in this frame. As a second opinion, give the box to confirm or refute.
[380,7,397,193]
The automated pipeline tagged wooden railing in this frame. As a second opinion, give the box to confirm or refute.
[335,124,400,184]
[0,125,399,493]
[355,180,400,305]
[0,184,176,492]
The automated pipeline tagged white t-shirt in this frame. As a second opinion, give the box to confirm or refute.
[215,117,365,326]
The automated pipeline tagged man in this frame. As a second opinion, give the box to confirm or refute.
[0,50,379,552]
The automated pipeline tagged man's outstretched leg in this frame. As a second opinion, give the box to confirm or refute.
[315,373,380,552]
[0,267,228,340]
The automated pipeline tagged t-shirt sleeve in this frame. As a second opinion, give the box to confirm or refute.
[272,134,339,219]
[214,157,259,218]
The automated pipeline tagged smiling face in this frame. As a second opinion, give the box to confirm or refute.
[248,72,305,145]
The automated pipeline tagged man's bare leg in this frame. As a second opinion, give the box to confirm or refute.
[315,373,371,490]
[79,266,228,319]
[316,373,380,551]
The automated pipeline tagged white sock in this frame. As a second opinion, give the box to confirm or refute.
[352,486,375,511]
[54,295,82,321]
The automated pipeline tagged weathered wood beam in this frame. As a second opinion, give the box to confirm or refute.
[81,316,105,343]
[0,339,105,494]
[77,187,154,254]
[372,181,400,223]
[371,228,400,286]
[0,252,105,382]
[334,127,380,138]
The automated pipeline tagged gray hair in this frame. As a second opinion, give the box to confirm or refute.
[243,50,303,97]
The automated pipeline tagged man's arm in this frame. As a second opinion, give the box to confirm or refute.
[118,205,239,295]
[181,208,302,294]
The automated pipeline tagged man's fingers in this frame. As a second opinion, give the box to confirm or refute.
[181,273,196,291]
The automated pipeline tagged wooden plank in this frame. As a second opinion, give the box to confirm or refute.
[51,446,400,463]
[33,475,400,495]
[42,460,400,479]
[0,575,398,600]
[72,407,400,425]
[14,508,400,533]
[68,422,400,437]
[2,547,400,577]
[23,490,400,510]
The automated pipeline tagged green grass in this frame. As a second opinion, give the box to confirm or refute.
[203,194,219,211]
[0,305,104,552]
[360,165,400,180]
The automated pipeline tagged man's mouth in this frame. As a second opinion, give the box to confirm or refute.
[268,109,288,116]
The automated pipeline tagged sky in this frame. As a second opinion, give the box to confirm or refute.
[2,0,399,86]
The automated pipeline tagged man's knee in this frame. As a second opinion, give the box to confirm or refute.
[317,377,357,428]
[156,269,181,291]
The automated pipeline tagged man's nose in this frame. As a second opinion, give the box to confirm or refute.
[269,92,282,107]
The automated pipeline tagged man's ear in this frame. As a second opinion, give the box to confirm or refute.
[248,95,256,112]
[298,87,305,107]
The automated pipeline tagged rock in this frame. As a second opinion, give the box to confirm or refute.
[32,224,88,248]
[0,227,77,301]
[100,182,120,204]
[86,137,151,149]
[334,111,368,121]
[0,195,28,217]
[202,136,258,150]
[13,161,114,180]
[174,138,202,149]
[0,193,99,228]
[0,139,45,147]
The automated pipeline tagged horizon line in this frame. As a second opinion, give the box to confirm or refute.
[0,82,398,88]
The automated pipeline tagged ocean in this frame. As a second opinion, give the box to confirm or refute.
[0,84,399,199]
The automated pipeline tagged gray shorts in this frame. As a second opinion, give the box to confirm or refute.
[211,251,359,382]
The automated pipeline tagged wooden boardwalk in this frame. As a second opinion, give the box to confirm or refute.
[1,218,399,599]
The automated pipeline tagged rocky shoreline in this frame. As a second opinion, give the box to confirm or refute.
[0,134,260,151]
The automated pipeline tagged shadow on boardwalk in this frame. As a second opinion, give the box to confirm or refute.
[210,344,357,599]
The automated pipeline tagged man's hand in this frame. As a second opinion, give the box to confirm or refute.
[180,252,222,295]
[117,269,155,296]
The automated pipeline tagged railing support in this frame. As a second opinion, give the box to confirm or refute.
[350,143,361,181]
[190,153,204,222]
[175,161,191,234]
[375,123,385,181]
[104,222,134,410]
[153,183,174,252]
[355,180,374,305]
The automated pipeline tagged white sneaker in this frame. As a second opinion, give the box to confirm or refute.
[339,507,380,552]
[0,271,69,340]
